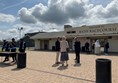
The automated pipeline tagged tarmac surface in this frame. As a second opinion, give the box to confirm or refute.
[0,51,118,83]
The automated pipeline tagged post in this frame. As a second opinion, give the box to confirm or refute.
[96,58,112,83]
[18,27,23,39]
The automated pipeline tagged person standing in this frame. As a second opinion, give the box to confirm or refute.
[95,40,101,55]
[74,37,81,64]
[92,42,95,54]
[19,39,26,52]
[1,40,7,51]
[10,38,17,62]
[3,41,10,62]
[85,41,90,54]
[104,41,109,54]
[55,37,60,64]
[60,36,69,66]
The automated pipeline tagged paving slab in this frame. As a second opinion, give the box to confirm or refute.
[0,51,118,83]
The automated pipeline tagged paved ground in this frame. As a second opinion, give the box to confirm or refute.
[0,51,118,83]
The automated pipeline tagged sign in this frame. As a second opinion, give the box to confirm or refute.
[78,25,117,34]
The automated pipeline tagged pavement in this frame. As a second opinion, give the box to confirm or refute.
[0,51,118,83]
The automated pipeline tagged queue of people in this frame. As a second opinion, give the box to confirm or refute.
[54,36,110,67]
[54,36,81,67]
[1,38,26,62]
[55,36,69,66]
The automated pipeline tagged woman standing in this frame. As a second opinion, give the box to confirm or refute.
[60,36,69,66]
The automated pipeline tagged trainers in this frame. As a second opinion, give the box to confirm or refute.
[55,62,60,64]
[61,64,64,66]
[66,64,68,67]
[77,63,81,66]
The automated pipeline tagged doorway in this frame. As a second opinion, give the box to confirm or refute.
[90,37,108,51]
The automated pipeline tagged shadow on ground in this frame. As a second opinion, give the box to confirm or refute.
[26,67,95,83]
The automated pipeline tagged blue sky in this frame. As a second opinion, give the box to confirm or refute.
[0,0,48,15]
[0,0,118,40]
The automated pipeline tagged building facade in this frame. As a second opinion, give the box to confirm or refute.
[31,23,118,52]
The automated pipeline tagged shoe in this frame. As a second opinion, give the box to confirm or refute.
[76,63,81,66]
[61,64,64,66]
[74,58,77,60]
[55,62,60,64]
[66,64,68,67]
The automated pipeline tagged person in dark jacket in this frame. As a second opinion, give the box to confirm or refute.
[92,42,95,54]
[10,38,17,62]
[55,37,60,64]
[3,41,10,62]
[85,42,90,54]
[74,37,81,64]
[1,40,7,51]
[104,41,109,54]
[19,39,26,52]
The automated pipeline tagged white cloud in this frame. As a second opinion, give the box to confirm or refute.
[18,8,37,24]
[0,29,18,40]
[18,0,118,26]
[0,13,16,23]
[18,0,90,25]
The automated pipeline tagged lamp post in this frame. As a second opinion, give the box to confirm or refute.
[18,27,23,39]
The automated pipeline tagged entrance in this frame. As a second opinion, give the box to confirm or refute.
[90,37,108,51]
[67,39,73,51]
[91,39,106,47]
[40,40,49,50]
[44,40,49,50]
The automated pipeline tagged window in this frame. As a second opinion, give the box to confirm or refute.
[67,31,76,34]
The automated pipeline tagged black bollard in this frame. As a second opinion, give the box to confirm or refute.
[96,58,111,83]
[17,53,26,68]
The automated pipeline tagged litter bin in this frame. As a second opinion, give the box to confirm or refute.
[17,53,26,68]
[96,58,111,83]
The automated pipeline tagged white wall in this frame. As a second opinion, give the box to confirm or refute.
[79,38,90,47]
[49,39,56,50]
[34,39,40,49]
[108,37,118,52]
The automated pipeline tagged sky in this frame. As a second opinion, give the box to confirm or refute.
[0,0,118,40]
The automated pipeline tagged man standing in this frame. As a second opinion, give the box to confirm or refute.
[85,41,90,54]
[19,39,26,52]
[3,41,10,62]
[74,37,81,64]
[104,41,109,54]
[10,38,17,62]
[1,40,7,51]
[55,37,60,64]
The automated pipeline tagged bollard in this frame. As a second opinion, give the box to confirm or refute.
[17,53,26,68]
[96,58,111,83]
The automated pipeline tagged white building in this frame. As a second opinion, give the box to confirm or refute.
[31,23,118,52]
